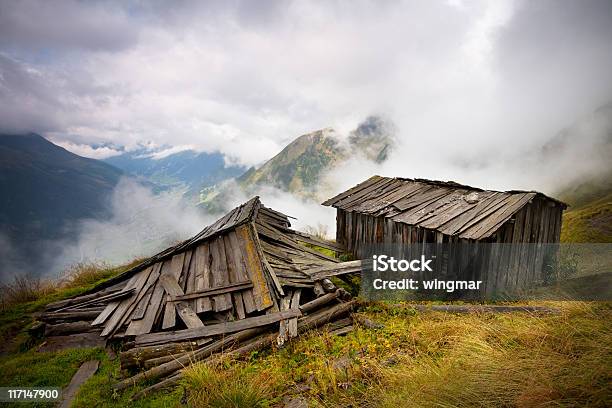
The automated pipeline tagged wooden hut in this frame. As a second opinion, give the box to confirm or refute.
[323,175,568,297]
[40,197,356,352]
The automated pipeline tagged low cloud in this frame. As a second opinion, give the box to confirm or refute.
[49,138,123,159]
[46,178,215,278]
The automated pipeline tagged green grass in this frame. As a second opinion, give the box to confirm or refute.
[71,353,183,408]
[0,261,142,354]
[0,347,107,407]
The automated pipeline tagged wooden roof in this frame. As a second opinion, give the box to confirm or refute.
[322,175,567,240]
[95,196,343,293]
[92,196,262,292]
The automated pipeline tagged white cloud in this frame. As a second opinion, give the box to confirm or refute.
[50,138,123,159]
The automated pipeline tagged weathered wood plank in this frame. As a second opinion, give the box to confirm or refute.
[158,274,204,330]
[288,289,301,338]
[194,244,213,313]
[162,253,186,329]
[276,292,292,347]
[237,224,273,311]
[209,237,231,312]
[124,263,163,335]
[45,321,98,337]
[322,175,384,206]
[58,360,99,408]
[53,289,134,313]
[171,281,253,301]
[125,262,169,336]
[91,271,145,326]
[135,309,301,346]
[100,266,154,336]
[223,234,246,320]
[304,260,363,280]
[228,230,257,314]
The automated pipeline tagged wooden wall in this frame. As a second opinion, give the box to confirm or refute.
[97,224,274,338]
[336,196,564,297]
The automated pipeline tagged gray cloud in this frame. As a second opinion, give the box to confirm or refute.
[0,0,610,174]
[0,0,138,53]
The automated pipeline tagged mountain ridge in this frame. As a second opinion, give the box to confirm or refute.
[0,133,124,278]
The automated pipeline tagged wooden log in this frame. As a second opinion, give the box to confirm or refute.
[298,300,357,331]
[299,290,341,313]
[130,372,182,401]
[44,321,99,337]
[144,352,189,370]
[120,342,199,370]
[114,327,266,391]
[321,279,336,293]
[135,309,302,346]
[132,328,274,400]
[39,310,102,322]
[313,282,325,297]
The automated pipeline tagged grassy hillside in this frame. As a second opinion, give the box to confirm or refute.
[2,300,607,408]
[559,169,612,243]
[0,261,609,407]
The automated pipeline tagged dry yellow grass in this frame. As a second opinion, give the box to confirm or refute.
[0,275,56,310]
[182,301,611,407]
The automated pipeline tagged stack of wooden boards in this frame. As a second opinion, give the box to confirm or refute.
[38,197,363,397]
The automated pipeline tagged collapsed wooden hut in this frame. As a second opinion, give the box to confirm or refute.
[39,197,360,396]
[323,175,568,297]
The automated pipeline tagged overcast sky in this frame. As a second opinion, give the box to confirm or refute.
[1,0,612,167]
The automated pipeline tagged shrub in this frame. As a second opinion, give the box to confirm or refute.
[0,275,56,310]
[59,262,117,289]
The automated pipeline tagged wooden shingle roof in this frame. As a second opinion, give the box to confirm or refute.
[322,175,567,240]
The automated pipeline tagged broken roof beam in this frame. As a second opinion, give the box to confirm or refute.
[291,230,346,253]
[303,260,363,280]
